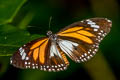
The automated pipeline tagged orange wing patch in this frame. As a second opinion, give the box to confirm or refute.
[58,26,96,44]
[29,38,49,64]
[60,52,69,65]
[28,51,32,56]
[59,27,83,34]
[30,38,48,49]
[33,48,39,61]
[39,39,49,64]
[58,32,93,44]
[77,30,95,37]
[85,28,92,31]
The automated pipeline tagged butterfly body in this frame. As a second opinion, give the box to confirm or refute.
[10,18,112,72]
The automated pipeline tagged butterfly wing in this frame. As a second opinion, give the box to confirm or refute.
[57,18,112,62]
[10,37,69,72]
[10,18,112,72]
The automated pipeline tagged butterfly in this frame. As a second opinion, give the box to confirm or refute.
[10,18,112,72]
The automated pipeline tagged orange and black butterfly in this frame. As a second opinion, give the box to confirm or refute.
[10,18,112,72]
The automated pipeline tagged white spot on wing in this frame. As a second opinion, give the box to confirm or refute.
[10,60,12,64]
[94,29,98,31]
[91,25,99,28]
[25,62,27,64]
[36,66,38,68]
[28,62,31,64]
[22,52,26,60]
[19,47,27,60]
[26,57,29,60]
[86,19,100,31]
[107,20,111,22]
[87,21,95,25]
[48,69,51,72]
[19,47,24,56]
[86,19,90,21]
[87,56,90,59]
[81,21,84,22]
[105,18,111,22]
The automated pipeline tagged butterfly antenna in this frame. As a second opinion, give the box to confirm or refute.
[48,16,52,30]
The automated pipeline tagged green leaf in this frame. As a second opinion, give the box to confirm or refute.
[0,0,27,24]
[0,24,44,56]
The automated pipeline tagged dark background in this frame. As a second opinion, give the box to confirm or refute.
[0,0,120,80]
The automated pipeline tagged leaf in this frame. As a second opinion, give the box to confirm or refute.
[0,24,44,56]
[0,0,27,24]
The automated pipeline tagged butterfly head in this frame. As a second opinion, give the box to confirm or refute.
[47,31,53,36]
[47,31,57,41]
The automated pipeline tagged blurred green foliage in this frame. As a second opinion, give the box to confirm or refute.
[0,0,27,24]
[0,0,120,80]
[0,24,42,56]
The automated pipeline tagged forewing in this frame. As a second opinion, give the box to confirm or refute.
[57,18,112,62]
[10,37,48,69]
